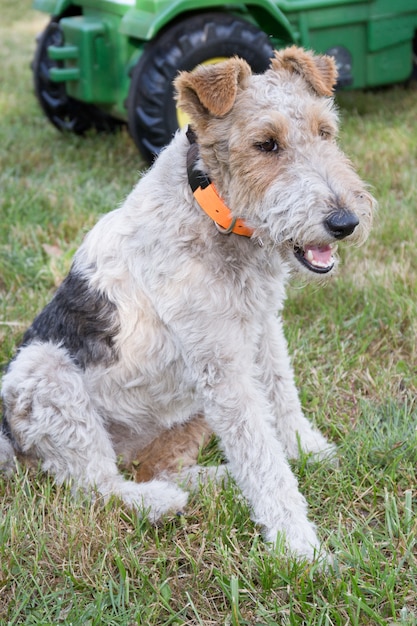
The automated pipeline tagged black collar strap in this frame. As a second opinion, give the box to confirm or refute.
[186,127,254,237]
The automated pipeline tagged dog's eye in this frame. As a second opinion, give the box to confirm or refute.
[256,139,280,153]
[319,127,333,140]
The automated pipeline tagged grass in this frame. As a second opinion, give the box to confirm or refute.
[1,2,417,624]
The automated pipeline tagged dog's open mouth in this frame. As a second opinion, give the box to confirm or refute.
[294,244,335,274]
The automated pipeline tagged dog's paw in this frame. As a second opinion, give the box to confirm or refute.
[265,521,325,563]
[117,479,189,522]
[306,441,339,467]
[286,429,339,467]
[172,463,230,491]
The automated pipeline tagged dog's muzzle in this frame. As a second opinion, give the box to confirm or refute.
[325,210,359,240]
[293,210,360,274]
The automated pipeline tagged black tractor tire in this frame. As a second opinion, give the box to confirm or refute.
[127,12,274,163]
[32,16,122,135]
[412,34,417,80]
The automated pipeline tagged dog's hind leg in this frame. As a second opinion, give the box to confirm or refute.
[1,342,188,520]
[257,316,337,463]
[124,414,229,490]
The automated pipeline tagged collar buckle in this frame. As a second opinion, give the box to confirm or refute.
[215,218,237,235]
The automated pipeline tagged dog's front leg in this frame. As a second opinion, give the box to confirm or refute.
[257,315,337,463]
[199,362,322,561]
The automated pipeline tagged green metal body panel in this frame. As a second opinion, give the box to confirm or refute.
[50,14,137,109]
[119,1,294,41]
[33,0,417,121]
[284,0,417,86]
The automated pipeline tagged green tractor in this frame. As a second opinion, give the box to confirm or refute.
[32,0,417,163]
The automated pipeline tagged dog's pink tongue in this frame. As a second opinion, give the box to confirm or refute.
[304,245,333,266]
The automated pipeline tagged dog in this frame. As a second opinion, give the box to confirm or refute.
[0,46,374,561]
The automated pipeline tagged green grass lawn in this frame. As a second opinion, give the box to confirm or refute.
[1,2,417,624]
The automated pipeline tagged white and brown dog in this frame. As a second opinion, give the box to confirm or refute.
[0,47,374,561]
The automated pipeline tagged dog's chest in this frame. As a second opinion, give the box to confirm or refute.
[85,329,201,429]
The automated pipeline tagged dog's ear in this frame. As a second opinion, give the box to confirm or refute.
[174,57,251,122]
[271,46,337,97]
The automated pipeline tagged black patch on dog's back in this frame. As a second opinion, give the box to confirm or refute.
[21,269,120,369]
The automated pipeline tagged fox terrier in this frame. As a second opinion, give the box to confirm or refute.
[1,47,374,561]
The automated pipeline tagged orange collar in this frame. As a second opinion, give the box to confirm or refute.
[186,128,254,237]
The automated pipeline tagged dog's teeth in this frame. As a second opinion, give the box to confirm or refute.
[306,249,314,262]
[304,247,334,269]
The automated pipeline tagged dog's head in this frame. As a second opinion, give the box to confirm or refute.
[175,47,375,278]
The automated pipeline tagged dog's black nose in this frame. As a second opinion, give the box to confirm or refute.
[325,210,359,239]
